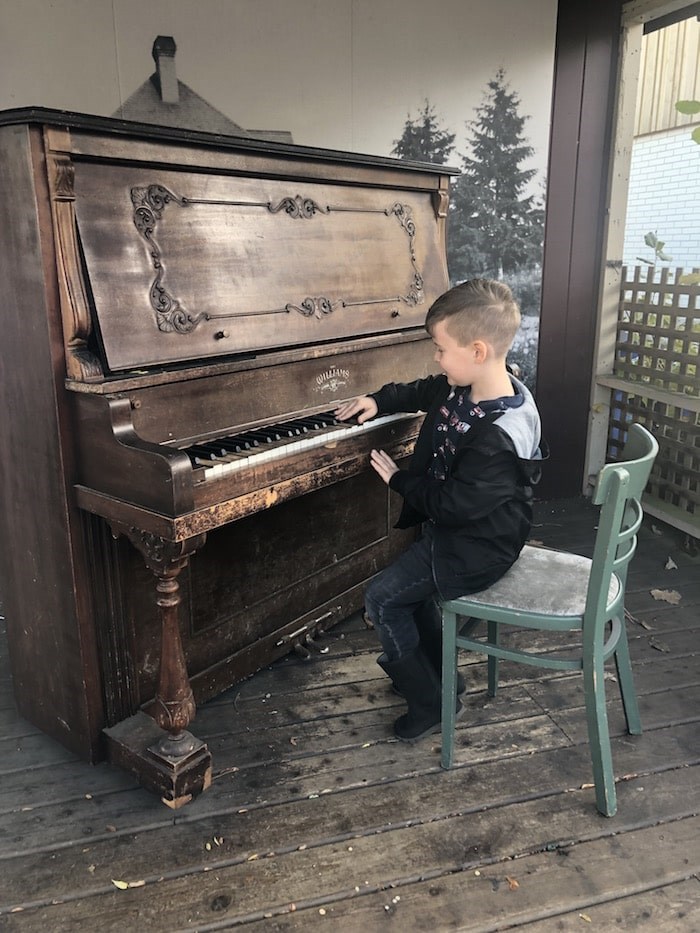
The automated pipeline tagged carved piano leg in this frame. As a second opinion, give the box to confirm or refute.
[103,529,212,808]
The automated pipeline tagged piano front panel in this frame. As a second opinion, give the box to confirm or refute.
[101,465,414,712]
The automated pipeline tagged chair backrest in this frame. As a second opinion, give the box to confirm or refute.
[585,424,659,629]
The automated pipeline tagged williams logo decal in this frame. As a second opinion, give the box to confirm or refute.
[315,366,351,394]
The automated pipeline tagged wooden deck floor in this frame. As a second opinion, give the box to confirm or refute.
[1,498,699,932]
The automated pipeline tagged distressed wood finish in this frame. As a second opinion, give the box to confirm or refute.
[0,108,453,802]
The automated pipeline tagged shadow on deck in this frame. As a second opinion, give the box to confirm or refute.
[1,498,699,931]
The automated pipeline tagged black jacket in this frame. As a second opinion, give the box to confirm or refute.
[371,374,544,600]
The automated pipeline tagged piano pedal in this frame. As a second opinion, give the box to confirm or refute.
[293,629,330,659]
[293,641,312,660]
[283,612,336,659]
[304,631,330,654]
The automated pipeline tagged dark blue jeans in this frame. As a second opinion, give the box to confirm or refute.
[364,526,441,661]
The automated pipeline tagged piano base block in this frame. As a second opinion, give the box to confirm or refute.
[104,711,212,808]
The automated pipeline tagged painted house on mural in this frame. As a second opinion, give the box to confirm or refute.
[113,35,294,143]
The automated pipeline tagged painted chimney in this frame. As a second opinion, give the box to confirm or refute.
[152,36,179,104]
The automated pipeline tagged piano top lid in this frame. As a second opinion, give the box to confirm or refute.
[0,106,461,176]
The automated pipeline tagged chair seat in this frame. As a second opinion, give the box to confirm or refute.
[458,545,621,617]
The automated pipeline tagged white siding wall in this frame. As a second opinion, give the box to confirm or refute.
[623,125,700,270]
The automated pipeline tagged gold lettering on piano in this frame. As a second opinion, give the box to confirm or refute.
[315,365,351,394]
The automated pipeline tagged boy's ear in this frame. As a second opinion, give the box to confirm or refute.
[472,339,488,362]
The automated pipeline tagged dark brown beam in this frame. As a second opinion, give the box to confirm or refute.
[537,0,623,497]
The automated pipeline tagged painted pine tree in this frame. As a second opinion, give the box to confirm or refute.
[448,69,544,283]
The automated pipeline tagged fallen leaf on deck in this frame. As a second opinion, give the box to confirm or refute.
[665,556,678,570]
[290,737,298,746]
[111,879,145,890]
[527,539,544,547]
[650,524,663,535]
[649,638,671,653]
[506,876,519,890]
[581,783,595,790]
[579,913,592,922]
[650,588,681,604]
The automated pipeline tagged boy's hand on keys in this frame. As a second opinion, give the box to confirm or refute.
[370,448,399,484]
[334,396,378,424]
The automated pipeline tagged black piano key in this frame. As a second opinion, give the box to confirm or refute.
[314,410,341,425]
[233,432,268,446]
[254,428,284,442]
[269,423,302,438]
[295,413,340,430]
[281,420,310,434]
[198,442,236,457]
[188,445,223,461]
[234,432,268,445]
[216,437,253,453]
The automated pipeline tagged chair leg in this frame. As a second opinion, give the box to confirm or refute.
[487,620,499,697]
[613,620,642,735]
[441,608,459,769]
[582,651,617,817]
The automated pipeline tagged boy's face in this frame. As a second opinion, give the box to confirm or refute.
[430,319,480,387]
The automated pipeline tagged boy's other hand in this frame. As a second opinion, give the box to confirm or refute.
[334,396,378,424]
[370,448,399,484]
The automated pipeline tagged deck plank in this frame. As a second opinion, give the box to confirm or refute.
[0,498,698,932]
[238,818,700,932]
[2,766,698,929]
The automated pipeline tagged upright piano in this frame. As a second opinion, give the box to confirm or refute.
[0,108,454,805]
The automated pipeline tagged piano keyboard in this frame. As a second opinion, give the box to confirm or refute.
[184,410,410,482]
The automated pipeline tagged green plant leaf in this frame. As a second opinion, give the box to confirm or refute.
[692,126,700,145]
[644,231,658,247]
[657,250,672,261]
[675,99,700,115]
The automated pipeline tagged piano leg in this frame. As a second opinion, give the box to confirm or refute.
[103,528,212,808]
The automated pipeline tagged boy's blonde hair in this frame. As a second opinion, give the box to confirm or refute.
[425,278,521,357]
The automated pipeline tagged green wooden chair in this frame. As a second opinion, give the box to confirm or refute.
[440,423,659,817]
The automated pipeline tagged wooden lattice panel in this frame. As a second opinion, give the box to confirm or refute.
[609,268,700,530]
[616,267,699,396]
[608,390,699,520]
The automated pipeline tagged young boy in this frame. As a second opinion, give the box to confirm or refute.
[335,278,544,743]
